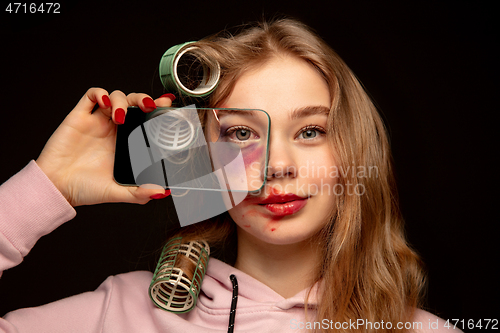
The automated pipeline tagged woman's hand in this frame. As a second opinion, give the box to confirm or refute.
[36,88,175,207]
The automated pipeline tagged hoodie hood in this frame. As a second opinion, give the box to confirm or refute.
[173,258,320,332]
[200,258,320,311]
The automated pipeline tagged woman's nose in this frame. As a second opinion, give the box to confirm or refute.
[265,139,297,181]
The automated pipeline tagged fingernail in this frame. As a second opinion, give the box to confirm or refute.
[150,189,171,199]
[159,93,176,101]
[142,97,156,111]
[115,108,126,124]
[102,95,112,108]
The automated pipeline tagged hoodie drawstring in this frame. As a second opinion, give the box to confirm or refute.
[227,274,238,333]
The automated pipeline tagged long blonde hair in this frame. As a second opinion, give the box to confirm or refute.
[168,18,426,332]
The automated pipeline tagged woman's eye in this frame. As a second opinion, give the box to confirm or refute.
[236,129,250,141]
[224,126,258,143]
[300,129,318,139]
[297,126,325,140]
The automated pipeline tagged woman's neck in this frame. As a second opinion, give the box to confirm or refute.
[234,227,321,299]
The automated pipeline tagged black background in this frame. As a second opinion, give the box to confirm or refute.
[1,0,498,328]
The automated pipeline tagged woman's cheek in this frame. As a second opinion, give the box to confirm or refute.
[229,202,257,229]
[238,207,259,228]
[230,203,282,233]
[302,153,337,193]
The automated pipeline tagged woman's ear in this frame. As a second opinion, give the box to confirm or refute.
[206,109,221,143]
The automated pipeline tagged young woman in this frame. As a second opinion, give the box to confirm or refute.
[0,19,459,332]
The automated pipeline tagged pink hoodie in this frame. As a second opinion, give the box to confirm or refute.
[0,161,460,332]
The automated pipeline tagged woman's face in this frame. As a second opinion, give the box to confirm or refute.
[220,55,337,245]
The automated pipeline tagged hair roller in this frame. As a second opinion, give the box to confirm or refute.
[159,42,220,97]
[149,237,210,313]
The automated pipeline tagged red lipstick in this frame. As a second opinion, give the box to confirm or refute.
[257,193,309,216]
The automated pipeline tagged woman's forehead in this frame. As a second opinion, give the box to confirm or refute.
[222,56,331,118]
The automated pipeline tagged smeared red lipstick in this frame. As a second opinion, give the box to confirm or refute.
[257,193,309,216]
[258,193,305,204]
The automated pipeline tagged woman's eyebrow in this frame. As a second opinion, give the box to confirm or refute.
[289,106,330,120]
[216,110,257,118]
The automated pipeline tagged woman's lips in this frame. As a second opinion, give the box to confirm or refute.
[261,199,308,216]
[258,194,309,216]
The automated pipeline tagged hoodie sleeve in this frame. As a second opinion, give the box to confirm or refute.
[0,275,114,333]
[0,160,76,278]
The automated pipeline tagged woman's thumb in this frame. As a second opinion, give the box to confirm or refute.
[128,184,171,204]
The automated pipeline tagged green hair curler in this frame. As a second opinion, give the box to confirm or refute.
[159,42,220,97]
[149,237,210,313]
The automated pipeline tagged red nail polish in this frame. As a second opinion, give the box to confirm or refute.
[142,97,156,111]
[102,95,112,108]
[150,190,171,199]
[159,93,176,101]
[115,108,125,124]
